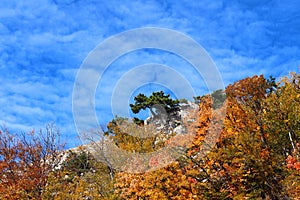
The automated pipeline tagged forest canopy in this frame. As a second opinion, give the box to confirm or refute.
[0,72,299,199]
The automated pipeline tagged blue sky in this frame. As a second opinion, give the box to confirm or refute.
[0,0,299,148]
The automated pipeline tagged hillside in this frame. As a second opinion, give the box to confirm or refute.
[0,72,299,199]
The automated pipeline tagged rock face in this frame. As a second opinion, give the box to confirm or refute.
[144,101,198,135]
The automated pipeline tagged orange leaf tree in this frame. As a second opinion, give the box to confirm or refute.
[264,72,300,198]
[0,124,63,199]
[42,148,115,199]
[201,75,290,199]
[114,94,216,199]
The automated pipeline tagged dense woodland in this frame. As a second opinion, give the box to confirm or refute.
[0,72,299,199]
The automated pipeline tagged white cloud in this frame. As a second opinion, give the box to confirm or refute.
[0,0,299,148]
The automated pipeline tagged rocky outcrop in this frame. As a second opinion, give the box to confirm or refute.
[144,100,198,135]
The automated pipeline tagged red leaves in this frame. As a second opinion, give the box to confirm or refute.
[0,126,63,199]
[187,177,197,184]
[286,155,300,171]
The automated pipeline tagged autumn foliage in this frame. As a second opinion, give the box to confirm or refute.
[0,72,299,199]
[113,73,299,199]
[0,125,63,199]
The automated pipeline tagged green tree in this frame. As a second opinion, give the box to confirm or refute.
[62,149,94,177]
[211,89,226,109]
[130,91,180,119]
